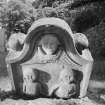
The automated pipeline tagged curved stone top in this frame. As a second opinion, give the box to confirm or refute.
[74,33,89,48]
[26,17,74,42]
[6,17,92,64]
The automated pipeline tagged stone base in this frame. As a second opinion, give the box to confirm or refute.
[0,97,104,105]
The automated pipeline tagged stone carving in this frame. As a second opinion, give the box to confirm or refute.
[74,33,93,61]
[6,18,93,99]
[38,35,60,55]
[6,32,26,52]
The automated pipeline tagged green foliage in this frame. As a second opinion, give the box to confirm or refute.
[0,0,70,37]
[85,21,105,59]
[0,0,35,37]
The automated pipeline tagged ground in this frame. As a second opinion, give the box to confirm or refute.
[0,91,105,105]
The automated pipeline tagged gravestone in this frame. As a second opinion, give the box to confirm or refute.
[6,17,93,99]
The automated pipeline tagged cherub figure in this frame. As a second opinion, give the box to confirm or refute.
[38,34,60,55]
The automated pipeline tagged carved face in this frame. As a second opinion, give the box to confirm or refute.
[40,35,60,55]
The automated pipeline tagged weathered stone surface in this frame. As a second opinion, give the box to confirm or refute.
[6,18,93,99]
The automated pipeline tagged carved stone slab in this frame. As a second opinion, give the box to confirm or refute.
[6,18,93,99]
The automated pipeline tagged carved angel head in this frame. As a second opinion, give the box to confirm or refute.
[39,34,60,55]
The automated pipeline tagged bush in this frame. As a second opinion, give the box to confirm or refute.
[0,0,35,38]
